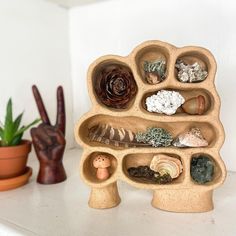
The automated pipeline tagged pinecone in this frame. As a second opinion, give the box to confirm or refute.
[94,65,137,109]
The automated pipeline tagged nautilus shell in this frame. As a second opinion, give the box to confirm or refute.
[150,154,183,179]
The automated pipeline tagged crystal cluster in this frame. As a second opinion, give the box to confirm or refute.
[143,60,166,84]
[175,59,208,83]
[191,156,214,184]
[136,127,173,147]
[145,90,185,115]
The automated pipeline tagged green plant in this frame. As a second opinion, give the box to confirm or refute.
[0,98,40,147]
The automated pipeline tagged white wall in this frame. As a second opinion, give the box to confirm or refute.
[69,0,236,171]
[0,0,74,149]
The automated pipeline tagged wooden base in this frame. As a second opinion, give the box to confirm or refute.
[152,189,213,213]
[88,182,121,209]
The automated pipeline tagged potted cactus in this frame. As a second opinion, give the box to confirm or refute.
[0,99,40,179]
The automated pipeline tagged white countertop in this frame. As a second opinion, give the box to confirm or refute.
[0,149,235,236]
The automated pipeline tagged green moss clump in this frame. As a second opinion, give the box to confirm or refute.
[135,127,173,147]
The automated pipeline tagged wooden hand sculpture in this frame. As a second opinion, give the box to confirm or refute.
[30,85,67,184]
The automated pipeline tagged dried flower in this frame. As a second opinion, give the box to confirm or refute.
[136,127,173,147]
[94,64,137,109]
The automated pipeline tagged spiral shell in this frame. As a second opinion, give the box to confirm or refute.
[150,154,183,179]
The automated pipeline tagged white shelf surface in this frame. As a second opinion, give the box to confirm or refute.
[46,0,107,8]
[0,149,235,236]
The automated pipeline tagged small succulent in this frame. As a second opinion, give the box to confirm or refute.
[135,127,173,147]
[0,98,40,147]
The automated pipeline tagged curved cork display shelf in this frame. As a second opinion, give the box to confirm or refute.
[75,40,226,212]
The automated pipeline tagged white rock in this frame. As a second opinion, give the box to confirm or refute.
[145,90,185,115]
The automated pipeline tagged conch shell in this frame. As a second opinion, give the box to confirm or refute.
[182,95,206,115]
[172,128,208,147]
[150,154,183,179]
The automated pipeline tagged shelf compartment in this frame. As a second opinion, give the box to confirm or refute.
[175,50,211,83]
[190,153,223,186]
[141,88,213,116]
[82,152,118,184]
[78,114,217,149]
[91,60,138,111]
[122,152,184,186]
[134,44,171,84]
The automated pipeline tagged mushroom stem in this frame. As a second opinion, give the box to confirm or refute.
[96,168,109,180]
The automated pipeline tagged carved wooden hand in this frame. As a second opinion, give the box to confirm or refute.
[31,85,67,184]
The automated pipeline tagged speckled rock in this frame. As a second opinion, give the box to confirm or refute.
[191,156,214,184]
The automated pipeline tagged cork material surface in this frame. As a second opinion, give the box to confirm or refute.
[75,40,226,212]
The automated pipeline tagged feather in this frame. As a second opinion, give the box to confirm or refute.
[89,124,150,147]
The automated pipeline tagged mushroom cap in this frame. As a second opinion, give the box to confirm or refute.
[93,155,111,168]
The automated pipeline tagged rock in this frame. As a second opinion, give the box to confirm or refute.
[172,128,208,147]
[175,59,208,83]
[191,156,214,184]
[143,60,166,84]
[145,90,185,115]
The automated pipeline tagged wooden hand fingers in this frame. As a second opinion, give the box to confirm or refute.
[32,85,51,125]
[32,85,66,136]
[56,86,66,135]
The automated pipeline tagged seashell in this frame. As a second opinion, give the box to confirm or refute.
[182,95,206,115]
[172,128,208,148]
[150,154,183,179]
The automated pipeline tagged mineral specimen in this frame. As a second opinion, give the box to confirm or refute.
[175,59,208,83]
[145,90,185,115]
[191,156,214,184]
[136,127,173,147]
[150,154,183,179]
[172,128,208,148]
[127,165,172,184]
[143,60,166,84]
[94,64,137,109]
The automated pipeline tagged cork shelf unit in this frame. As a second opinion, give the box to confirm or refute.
[75,40,226,213]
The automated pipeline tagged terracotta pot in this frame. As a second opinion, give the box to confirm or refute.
[0,140,31,179]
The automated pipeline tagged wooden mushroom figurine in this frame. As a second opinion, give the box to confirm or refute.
[93,154,111,180]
